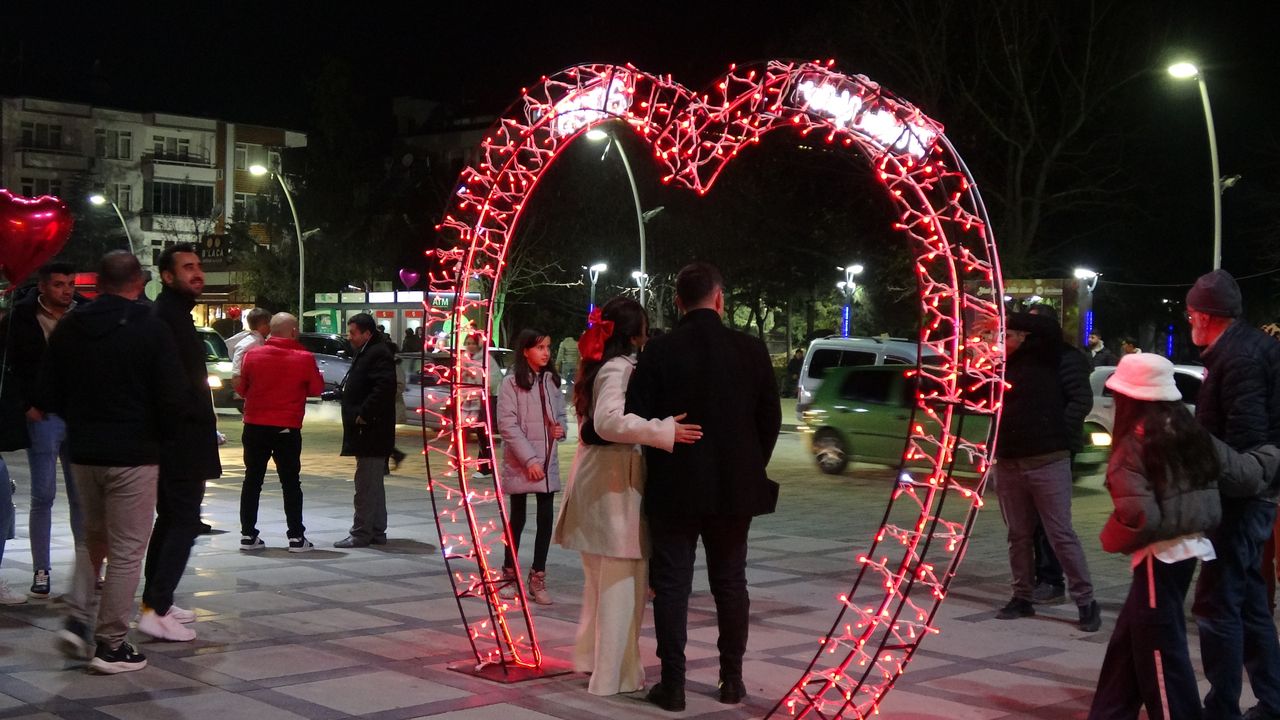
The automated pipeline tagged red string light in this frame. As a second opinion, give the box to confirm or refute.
[420,61,1005,707]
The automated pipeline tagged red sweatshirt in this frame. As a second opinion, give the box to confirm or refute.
[238,337,324,429]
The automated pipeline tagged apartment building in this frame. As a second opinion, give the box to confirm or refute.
[0,96,306,319]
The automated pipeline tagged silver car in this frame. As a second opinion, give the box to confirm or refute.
[404,348,512,429]
[1076,361,1206,470]
[297,332,354,390]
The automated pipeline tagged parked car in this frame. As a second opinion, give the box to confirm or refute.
[297,332,354,390]
[1074,362,1206,472]
[801,365,991,475]
[796,335,944,421]
[196,327,238,409]
[404,348,512,428]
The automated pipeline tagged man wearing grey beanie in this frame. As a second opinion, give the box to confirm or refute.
[1185,268,1280,719]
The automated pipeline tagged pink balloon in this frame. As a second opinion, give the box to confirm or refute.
[399,268,420,288]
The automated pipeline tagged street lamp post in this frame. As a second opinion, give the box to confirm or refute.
[87,193,135,256]
[631,270,648,298]
[585,263,607,318]
[249,163,305,315]
[836,263,864,337]
[585,127,663,307]
[1168,61,1223,270]
[1074,267,1100,347]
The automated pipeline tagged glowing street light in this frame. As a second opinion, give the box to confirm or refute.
[836,263,864,337]
[87,193,135,256]
[250,163,307,315]
[1167,61,1224,269]
[585,125,662,306]
[585,262,607,318]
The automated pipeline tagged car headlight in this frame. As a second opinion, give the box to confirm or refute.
[207,375,223,389]
[1090,432,1111,447]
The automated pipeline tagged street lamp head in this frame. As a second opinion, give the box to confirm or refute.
[584,128,609,141]
[589,262,608,273]
[848,263,864,275]
[88,193,107,206]
[1168,62,1199,79]
[1072,267,1098,280]
[248,164,269,176]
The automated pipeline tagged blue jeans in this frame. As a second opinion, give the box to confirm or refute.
[1193,497,1280,719]
[26,414,83,571]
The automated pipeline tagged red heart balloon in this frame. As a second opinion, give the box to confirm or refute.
[0,189,74,287]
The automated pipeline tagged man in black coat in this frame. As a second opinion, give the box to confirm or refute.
[1185,269,1280,719]
[334,313,397,548]
[139,244,221,643]
[993,312,1099,631]
[626,262,781,711]
[38,251,189,673]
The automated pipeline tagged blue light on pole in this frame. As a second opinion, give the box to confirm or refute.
[836,263,864,337]
[585,262,607,320]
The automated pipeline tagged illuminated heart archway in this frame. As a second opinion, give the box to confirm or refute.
[419,61,1005,718]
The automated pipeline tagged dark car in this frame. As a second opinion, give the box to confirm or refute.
[298,332,354,390]
[196,326,238,409]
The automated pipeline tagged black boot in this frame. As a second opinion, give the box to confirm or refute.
[646,682,686,712]
[718,676,747,704]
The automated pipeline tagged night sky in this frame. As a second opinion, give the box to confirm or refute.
[4,1,1279,297]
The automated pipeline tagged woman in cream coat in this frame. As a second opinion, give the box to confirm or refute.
[553,297,701,696]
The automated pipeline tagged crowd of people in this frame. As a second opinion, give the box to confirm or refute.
[4,249,1280,719]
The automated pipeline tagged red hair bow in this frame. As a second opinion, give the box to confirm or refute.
[579,308,615,362]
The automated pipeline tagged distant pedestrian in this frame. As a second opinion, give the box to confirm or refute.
[497,328,567,606]
[626,262,782,710]
[1087,332,1119,369]
[0,329,28,603]
[0,261,84,599]
[783,348,804,397]
[1185,269,1280,719]
[140,244,222,643]
[1088,353,1229,720]
[40,251,189,673]
[1120,337,1141,355]
[994,312,1100,632]
[555,335,580,386]
[334,313,398,548]
[230,307,270,387]
[554,297,701,696]
[237,313,324,553]
[402,327,422,354]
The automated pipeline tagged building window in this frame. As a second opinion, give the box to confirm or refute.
[20,121,63,151]
[232,191,273,223]
[95,129,133,160]
[115,183,133,212]
[234,143,248,170]
[149,181,214,217]
[152,135,192,163]
[21,178,62,197]
[20,177,34,197]
[267,149,282,171]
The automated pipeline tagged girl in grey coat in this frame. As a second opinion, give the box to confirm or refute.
[497,329,567,605]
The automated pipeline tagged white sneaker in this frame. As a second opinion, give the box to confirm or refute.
[0,579,27,605]
[137,608,196,642]
[167,605,196,624]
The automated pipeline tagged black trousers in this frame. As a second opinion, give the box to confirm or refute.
[648,513,752,686]
[1088,556,1200,720]
[240,424,305,538]
[503,492,553,572]
[1035,519,1064,586]
[142,475,205,615]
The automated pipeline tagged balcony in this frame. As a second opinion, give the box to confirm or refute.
[14,145,91,172]
[142,151,214,168]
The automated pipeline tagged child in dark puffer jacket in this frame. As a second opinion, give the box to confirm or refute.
[1089,354,1280,720]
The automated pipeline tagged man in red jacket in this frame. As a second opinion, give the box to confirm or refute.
[236,313,324,553]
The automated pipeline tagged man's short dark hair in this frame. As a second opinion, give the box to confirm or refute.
[675,262,723,308]
[347,312,376,335]
[38,261,76,281]
[246,307,271,330]
[96,251,143,294]
[157,243,200,275]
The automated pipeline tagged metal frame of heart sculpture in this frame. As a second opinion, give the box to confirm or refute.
[417,60,1006,715]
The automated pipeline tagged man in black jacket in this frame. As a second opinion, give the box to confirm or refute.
[626,262,781,711]
[334,313,397,548]
[993,312,1099,631]
[139,244,221,643]
[0,262,84,599]
[1185,269,1280,720]
[39,251,188,673]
